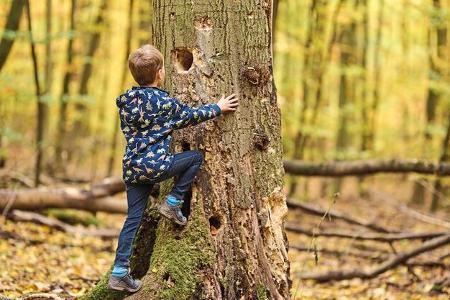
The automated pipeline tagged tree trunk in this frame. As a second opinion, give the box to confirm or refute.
[411,0,447,206]
[106,0,134,177]
[0,0,26,72]
[431,117,450,211]
[368,0,384,151]
[84,0,290,299]
[137,0,152,45]
[25,0,44,187]
[54,0,76,173]
[287,0,319,197]
[70,0,107,163]
[334,2,358,192]
[288,0,343,197]
[42,0,52,155]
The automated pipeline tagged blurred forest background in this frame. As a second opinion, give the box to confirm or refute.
[1,0,450,299]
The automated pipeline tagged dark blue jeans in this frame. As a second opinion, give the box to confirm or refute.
[113,150,204,268]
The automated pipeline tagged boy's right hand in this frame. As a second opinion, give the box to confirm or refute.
[217,94,239,113]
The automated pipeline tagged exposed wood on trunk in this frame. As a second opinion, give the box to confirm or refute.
[0,0,26,72]
[286,223,448,242]
[0,177,130,214]
[284,159,450,177]
[287,199,394,233]
[297,234,450,282]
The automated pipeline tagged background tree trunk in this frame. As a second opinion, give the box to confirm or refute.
[106,0,135,177]
[0,0,26,72]
[54,0,76,174]
[84,0,290,299]
[411,0,447,207]
[25,0,44,187]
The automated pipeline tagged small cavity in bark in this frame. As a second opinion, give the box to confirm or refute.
[242,65,270,86]
[181,141,191,151]
[172,47,193,72]
[253,129,270,150]
[209,215,222,236]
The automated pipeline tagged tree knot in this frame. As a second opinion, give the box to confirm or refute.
[253,128,270,150]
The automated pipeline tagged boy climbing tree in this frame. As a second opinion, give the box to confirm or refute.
[109,44,238,292]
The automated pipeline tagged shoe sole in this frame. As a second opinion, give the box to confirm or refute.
[108,283,141,293]
[158,206,187,226]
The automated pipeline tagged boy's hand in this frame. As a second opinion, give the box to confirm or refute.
[217,94,239,113]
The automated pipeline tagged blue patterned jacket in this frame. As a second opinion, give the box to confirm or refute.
[116,86,222,184]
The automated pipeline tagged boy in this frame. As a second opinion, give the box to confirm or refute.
[108,44,238,292]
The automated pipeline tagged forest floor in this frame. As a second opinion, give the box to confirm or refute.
[1,178,449,299]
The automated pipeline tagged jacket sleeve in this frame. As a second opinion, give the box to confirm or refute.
[169,97,222,130]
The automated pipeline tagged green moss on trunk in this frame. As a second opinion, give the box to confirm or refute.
[130,193,215,300]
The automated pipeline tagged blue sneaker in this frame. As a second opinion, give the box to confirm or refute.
[158,200,187,226]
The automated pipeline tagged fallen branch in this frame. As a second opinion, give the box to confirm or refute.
[287,199,394,233]
[7,210,119,238]
[18,294,63,300]
[290,245,449,268]
[297,234,450,282]
[290,244,385,261]
[285,223,448,242]
[284,159,450,177]
[0,177,127,213]
[368,189,450,229]
[0,229,26,241]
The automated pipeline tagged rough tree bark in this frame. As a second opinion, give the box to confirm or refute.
[84,0,290,299]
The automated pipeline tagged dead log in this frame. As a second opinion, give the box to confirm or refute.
[296,234,450,282]
[287,199,394,233]
[283,159,450,177]
[290,244,386,261]
[7,210,119,238]
[0,177,128,213]
[285,223,448,242]
[290,244,450,268]
[368,189,450,229]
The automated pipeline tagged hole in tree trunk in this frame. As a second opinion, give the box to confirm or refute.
[181,141,191,151]
[163,272,175,287]
[171,47,193,72]
[209,215,222,236]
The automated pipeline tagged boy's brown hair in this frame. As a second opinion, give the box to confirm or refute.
[128,44,164,86]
